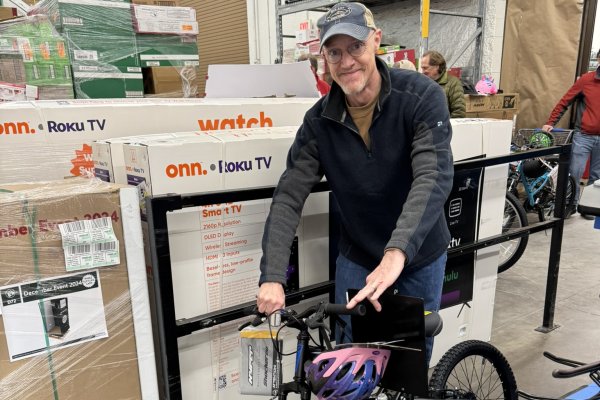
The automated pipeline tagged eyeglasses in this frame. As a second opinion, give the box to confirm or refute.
[322,32,374,64]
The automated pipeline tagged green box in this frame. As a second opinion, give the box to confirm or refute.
[65,31,139,68]
[31,37,69,64]
[24,61,72,86]
[136,34,198,67]
[72,65,143,99]
[33,0,133,35]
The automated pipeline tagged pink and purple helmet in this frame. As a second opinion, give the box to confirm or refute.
[305,346,391,400]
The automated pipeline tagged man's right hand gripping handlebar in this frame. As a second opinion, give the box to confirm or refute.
[257,282,286,315]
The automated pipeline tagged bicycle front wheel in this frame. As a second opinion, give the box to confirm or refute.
[498,192,529,273]
[429,340,518,400]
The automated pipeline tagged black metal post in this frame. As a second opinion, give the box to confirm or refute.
[146,195,184,399]
[537,145,571,332]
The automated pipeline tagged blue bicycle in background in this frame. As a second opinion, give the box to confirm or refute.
[500,128,576,273]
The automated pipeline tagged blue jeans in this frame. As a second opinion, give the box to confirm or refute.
[570,131,600,204]
[334,252,447,365]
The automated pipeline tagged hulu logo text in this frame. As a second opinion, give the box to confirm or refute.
[197,112,273,131]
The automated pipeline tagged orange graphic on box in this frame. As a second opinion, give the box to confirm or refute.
[70,144,94,177]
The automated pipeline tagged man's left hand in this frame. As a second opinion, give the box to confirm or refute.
[346,249,406,312]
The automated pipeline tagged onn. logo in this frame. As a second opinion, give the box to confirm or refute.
[166,162,208,178]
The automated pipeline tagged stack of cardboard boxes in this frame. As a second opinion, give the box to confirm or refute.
[0,0,202,99]
[31,0,143,99]
[132,0,200,97]
[0,14,74,101]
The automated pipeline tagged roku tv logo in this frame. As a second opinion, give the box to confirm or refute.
[0,119,107,135]
[197,112,273,131]
[166,156,273,178]
[47,119,106,132]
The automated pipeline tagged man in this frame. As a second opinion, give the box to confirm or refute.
[420,50,466,118]
[298,53,331,96]
[542,49,600,220]
[257,2,453,361]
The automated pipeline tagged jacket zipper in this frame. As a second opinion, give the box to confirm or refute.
[323,112,376,158]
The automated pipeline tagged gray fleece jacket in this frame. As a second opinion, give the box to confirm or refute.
[259,58,454,285]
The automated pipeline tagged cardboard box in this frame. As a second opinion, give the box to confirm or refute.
[464,93,519,113]
[135,19,198,35]
[131,0,180,6]
[295,28,318,43]
[143,65,198,97]
[0,97,317,184]
[92,132,186,184]
[0,178,158,400]
[65,31,139,69]
[132,4,196,22]
[465,109,517,121]
[72,66,144,99]
[136,34,198,67]
[449,119,483,161]
[123,128,299,197]
[33,0,135,35]
[0,6,17,22]
[0,52,26,84]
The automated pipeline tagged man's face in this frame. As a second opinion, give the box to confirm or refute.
[323,30,381,97]
[420,55,440,79]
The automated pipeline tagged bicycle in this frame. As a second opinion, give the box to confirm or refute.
[499,128,576,273]
[239,294,518,400]
[518,352,600,400]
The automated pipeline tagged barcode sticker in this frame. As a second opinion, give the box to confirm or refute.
[59,218,120,271]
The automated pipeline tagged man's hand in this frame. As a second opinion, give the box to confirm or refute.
[346,249,406,312]
[542,125,553,133]
[257,282,285,315]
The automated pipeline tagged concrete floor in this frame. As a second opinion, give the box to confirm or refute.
[491,212,600,397]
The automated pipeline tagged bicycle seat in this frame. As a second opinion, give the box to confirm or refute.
[424,311,443,338]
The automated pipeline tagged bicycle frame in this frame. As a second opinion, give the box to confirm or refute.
[516,159,556,208]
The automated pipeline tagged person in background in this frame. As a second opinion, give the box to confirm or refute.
[298,53,331,96]
[542,49,600,220]
[257,2,453,364]
[420,50,466,118]
[393,59,417,71]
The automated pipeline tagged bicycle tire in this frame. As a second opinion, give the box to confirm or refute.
[429,340,518,400]
[498,192,529,273]
[541,175,578,220]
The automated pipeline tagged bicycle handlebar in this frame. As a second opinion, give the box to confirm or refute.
[551,358,600,378]
[238,302,366,331]
[323,303,366,317]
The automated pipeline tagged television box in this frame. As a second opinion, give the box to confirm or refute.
[122,127,297,197]
[0,97,316,184]
[72,66,144,99]
[136,34,199,67]
[33,0,134,35]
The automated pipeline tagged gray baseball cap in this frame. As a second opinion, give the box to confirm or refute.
[317,2,377,50]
